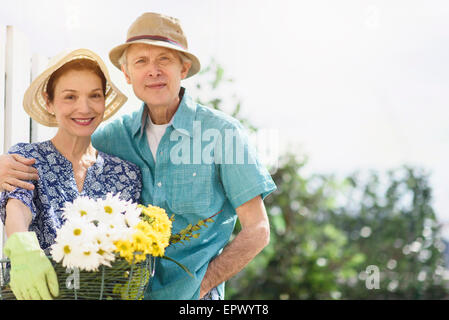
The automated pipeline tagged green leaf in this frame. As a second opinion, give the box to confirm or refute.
[162,255,194,278]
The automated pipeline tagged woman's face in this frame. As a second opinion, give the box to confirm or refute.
[46,69,105,138]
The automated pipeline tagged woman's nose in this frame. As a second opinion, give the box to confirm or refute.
[77,97,92,113]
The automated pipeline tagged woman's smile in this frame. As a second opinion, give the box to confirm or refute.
[72,117,96,126]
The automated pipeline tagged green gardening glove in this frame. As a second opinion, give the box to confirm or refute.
[4,232,59,300]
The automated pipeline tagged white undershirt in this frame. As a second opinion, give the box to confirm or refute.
[145,115,173,162]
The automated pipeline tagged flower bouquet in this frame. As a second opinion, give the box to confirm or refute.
[1,193,206,300]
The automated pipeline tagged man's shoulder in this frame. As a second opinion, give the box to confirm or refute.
[195,103,242,130]
[94,107,143,141]
[103,108,142,131]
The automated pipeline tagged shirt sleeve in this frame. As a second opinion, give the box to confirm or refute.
[91,121,118,155]
[218,122,277,210]
[0,144,38,226]
[92,116,138,161]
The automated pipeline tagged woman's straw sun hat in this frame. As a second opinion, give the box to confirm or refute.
[23,48,128,127]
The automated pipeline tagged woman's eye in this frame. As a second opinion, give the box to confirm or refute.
[65,95,76,100]
[91,93,103,99]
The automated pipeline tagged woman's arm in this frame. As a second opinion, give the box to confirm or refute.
[3,198,59,300]
[5,198,32,236]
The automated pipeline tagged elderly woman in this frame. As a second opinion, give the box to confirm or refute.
[0,49,142,300]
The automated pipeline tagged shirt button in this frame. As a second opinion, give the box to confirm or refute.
[157,182,162,187]
[193,172,197,177]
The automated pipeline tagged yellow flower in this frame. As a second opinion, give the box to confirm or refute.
[114,239,133,262]
[134,221,151,234]
[132,229,150,253]
[135,204,172,256]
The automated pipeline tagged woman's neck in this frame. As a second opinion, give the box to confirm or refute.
[51,130,97,165]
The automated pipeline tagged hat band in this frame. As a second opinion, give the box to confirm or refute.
[126,35,186,50]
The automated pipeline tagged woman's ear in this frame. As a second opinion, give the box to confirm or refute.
[43,92,55,115]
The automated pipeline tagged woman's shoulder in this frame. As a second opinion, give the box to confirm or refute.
[97,151,142,202]
[8,140,52,159]
[99,151,141,178]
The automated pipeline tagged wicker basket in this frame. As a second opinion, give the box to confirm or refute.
[0,255,155,300]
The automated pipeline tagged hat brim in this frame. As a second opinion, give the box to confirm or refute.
[23,49,128,127]
[109,39,201,79]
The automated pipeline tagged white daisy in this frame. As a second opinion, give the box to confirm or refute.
[50,239,74,265]
[95,193,128,224]
[62,196,98,222]
[93,225,117,266]
[124,203,142,228]
[76,242,103,272]
[56,217,97,246]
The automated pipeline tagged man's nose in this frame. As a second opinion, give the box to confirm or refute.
[146,62,162,77]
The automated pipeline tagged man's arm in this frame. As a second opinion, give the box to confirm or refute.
[199,195,270,298]
[0,154,38,192]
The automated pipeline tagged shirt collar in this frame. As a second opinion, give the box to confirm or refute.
[172,87,197,137]
[132,87,197,138]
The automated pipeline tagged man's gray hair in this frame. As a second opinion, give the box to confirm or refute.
[118,45,192,70]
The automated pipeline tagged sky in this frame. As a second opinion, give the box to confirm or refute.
[1,0,449,225]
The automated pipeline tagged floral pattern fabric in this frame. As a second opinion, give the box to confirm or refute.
[0,140,142,254]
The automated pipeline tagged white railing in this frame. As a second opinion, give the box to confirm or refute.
[1,26,57,258]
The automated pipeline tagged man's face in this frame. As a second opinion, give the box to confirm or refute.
[122,43,191,110]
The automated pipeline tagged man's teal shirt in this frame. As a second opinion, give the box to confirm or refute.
[92,88,276,299]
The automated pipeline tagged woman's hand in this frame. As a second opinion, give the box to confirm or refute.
[0,154,38,192]
[3,232,59,300]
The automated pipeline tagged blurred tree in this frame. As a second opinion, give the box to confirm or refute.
[192,60,449,300]
[226,153,366,299]
[331,167,448,299]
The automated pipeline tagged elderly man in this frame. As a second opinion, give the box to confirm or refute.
[0,12,276,300]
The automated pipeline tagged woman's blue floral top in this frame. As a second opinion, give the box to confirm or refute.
[0,140,142,253]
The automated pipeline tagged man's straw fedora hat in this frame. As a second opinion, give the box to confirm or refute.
[109,12,201,78]
[23,48,127,127]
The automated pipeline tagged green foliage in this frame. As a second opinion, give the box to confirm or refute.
[192,60,449,300]
[227,154,367,299]
[331,167,448,299]
[169,217,215,245]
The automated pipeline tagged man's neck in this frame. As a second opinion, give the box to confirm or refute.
[148,103,177,125]
[146,87,185,124]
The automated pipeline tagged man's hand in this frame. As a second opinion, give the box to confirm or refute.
[0,154,38,192]
[199,195,270,298]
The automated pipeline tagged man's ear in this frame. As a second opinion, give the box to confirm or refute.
[121,64,132,84]
[180,61,192,80]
